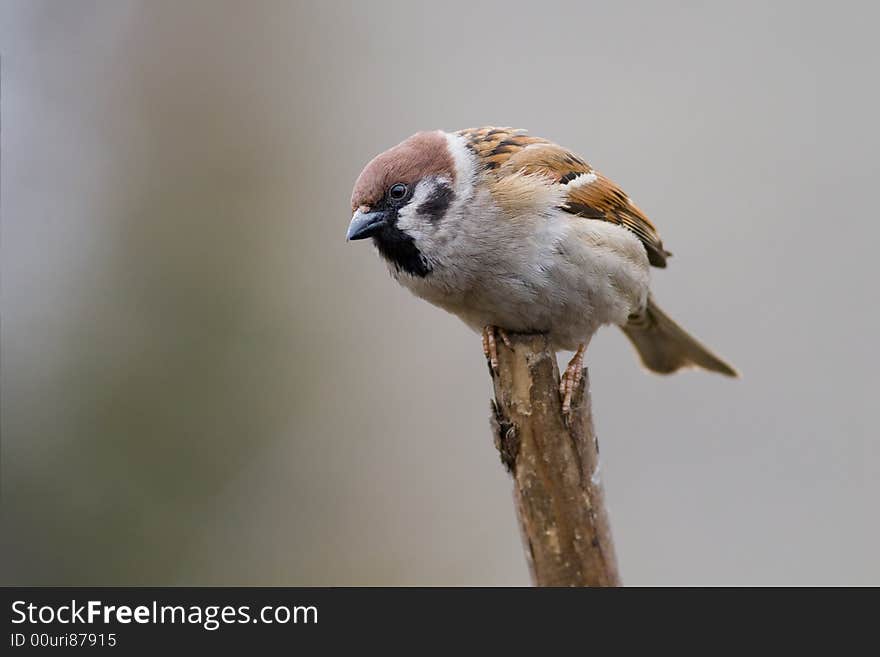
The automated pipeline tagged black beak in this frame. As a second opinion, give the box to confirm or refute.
[346,210,389,241]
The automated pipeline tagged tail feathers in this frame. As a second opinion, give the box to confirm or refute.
[621,296,738,377]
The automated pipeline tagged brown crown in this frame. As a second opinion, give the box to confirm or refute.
[351,131,454,211]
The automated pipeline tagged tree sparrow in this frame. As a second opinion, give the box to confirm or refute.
[347,127,737,412]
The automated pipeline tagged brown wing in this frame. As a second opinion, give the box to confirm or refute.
[457,127,671,268]
[561,171,670,267]
[455,127,549,170]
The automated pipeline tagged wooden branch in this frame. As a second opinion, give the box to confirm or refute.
[488,333,621,587]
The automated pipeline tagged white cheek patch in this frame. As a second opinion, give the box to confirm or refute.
[395,179,436,238]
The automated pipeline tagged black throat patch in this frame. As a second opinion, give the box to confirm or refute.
[372,209,432,278]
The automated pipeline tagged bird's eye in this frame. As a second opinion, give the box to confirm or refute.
[387,183,409,203]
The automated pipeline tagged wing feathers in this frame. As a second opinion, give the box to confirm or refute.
[561,172,671,267]
[457,127,671,268]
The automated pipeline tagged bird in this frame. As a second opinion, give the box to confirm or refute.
[346,127,737,413]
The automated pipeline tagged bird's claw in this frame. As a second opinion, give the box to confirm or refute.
[482,326,512,373]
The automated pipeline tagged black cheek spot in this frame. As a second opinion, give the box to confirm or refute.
[416,184,454,222]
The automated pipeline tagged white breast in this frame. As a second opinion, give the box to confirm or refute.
[393,199,651,352]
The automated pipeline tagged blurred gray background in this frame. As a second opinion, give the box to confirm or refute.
[2,0,878,585]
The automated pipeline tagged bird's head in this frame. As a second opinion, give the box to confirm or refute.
[347,130,473,278]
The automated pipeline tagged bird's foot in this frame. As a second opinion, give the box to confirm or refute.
[482,325,513,373]
[559,344,586,418]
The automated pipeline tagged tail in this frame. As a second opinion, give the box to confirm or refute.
[621,296,738,377]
